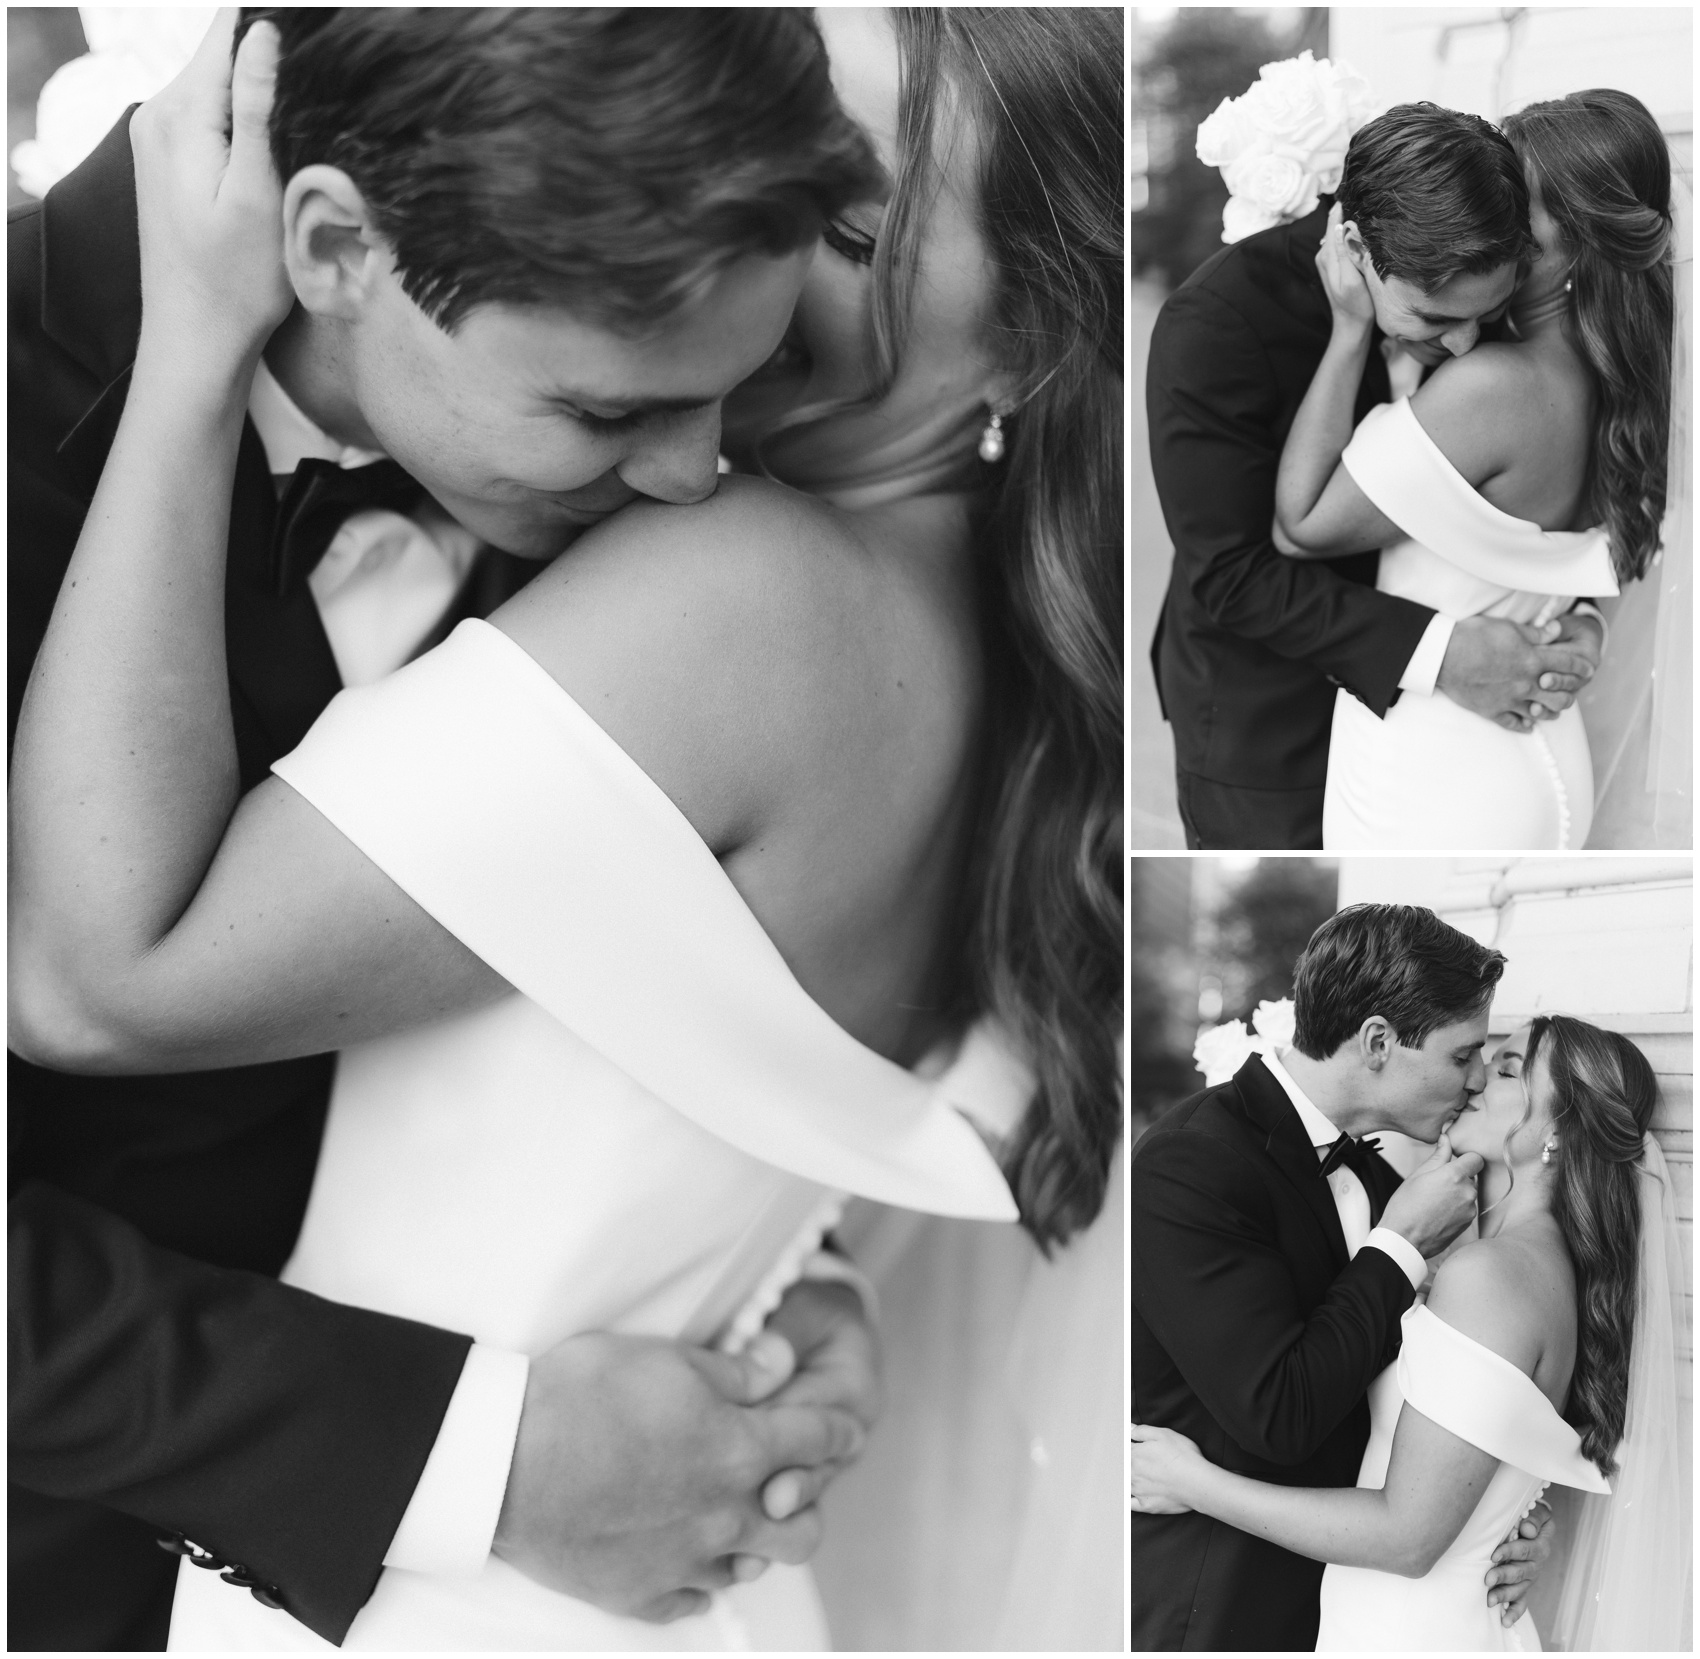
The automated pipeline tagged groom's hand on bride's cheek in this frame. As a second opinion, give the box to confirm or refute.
[1484,1503,1555,1626]
[491,1329,866,1620]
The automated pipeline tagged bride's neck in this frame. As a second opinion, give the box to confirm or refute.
[1508,282,1572,343]
[1475,1158,1557,1238]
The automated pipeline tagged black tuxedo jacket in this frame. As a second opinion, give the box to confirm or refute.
[8,114,512,1650]
[1147,202,1435,804]
[1128,1055,1416,1651]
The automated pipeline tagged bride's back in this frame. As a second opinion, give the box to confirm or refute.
[1417,335,1596,532]
[495,472,983,1067]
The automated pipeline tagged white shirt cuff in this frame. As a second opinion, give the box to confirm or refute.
[1363,1226,1429,1292]
[1396,612,1456,697]
[383,1344,530,1576]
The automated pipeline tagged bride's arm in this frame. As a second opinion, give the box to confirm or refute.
[1131,1247,1543,1577]
[1273,205,1401,558]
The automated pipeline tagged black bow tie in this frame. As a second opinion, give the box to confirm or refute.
[1317,1131,1385,1212]
[266,457,425,598]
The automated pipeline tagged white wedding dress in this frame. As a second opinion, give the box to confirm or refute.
[1315,1305,1611,1653]
[1322,398,1620,850]
[164,620,1018,1652]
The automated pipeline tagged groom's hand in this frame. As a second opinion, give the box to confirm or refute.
[752,1279,883,1524]
[1486,1501,1556,1625]
[1435,615,1597,734]
[1378,1132,1485,1260]
[492,1328,865,1622]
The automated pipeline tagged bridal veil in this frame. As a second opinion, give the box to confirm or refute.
[1534,1133,1691,1650]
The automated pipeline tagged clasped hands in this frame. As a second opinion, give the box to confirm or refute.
[1436,611,1603,734]
[493,1279,878,1624]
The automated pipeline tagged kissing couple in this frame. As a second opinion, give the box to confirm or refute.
[9,9,1122,1651]
[1149,67,1678,850]
[1129,902,1687,1651]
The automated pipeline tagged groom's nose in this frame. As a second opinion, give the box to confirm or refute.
[1464,1051,1487,1097]
[617,404,724,506]
[1438,318,1482,358]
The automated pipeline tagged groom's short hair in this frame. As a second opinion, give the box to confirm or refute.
[1291,905,1506,1060]
[1337,102,1536,294]
[237,8,879,333]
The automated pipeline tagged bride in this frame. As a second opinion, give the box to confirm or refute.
[1271,90,1674,850]
[1130,1016,1688,1651]
[8,7,1121,1653]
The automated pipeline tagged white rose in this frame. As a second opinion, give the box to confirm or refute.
[1243,55,1344,175]
[1196,95,1259,168]
[1220,194,1283,244]
[1193,1020,1255,1087]
[1251,998,1297,1049]
[1223,151,1317,220]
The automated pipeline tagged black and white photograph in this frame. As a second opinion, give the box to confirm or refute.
[7,8,1125,1652]
[1132,7,1692,851]
[1129,854,1693,1650]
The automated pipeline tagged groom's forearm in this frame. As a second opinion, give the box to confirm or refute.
[9,1182,470,1642]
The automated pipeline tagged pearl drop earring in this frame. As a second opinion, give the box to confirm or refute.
[1540,1136,1558,1166]
[978,411,1005,464]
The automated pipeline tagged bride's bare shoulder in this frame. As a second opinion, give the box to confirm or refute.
[1426,1231,1566,1377]
[488,474,948,851]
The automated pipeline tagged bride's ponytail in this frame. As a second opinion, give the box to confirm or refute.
[1504,91,1674,585]
[1528,1015,1660,1474]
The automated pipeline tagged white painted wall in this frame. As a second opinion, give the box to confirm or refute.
[1330,6,1693,143]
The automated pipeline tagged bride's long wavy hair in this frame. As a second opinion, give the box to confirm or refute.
[1519,1016,1659,1475]
[1503,91,1674,584]
[761,10,1122,1248]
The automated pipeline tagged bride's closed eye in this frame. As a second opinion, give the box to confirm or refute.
[822,217,878,266]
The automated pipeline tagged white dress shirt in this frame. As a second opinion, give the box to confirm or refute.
[1262,1050,1427,1290]
[247,360,528,1575]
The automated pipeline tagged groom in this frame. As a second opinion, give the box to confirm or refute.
[10,11,883,1650]
[1129,904,1552,1649]
[1147,102,1606,849]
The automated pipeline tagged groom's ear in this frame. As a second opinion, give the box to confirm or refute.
[1339,219,1374,279]
[1358,1015,1395,1072]
[281,165,388,322]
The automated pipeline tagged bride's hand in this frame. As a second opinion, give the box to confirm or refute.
[1129,1423,1205,1515]
[1316,203,1375,339]
[129,10,294,370]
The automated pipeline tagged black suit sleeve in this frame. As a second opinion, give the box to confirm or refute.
[1147,283,1433,717]
[9,1183,474,1644]
[1129,1129,1414,1467]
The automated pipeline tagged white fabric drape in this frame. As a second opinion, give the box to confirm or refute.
[812,1146,1125,1650]
[1583,173,1692,847]
[1531,1135,1691,1650]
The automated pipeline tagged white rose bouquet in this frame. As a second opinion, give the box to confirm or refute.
[1192,997,1297,1086]
[1195,51,1379,245]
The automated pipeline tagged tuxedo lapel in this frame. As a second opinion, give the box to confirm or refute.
[40,112,140,384]
[38,108,344,764]
[1231,1055,1349,1268]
